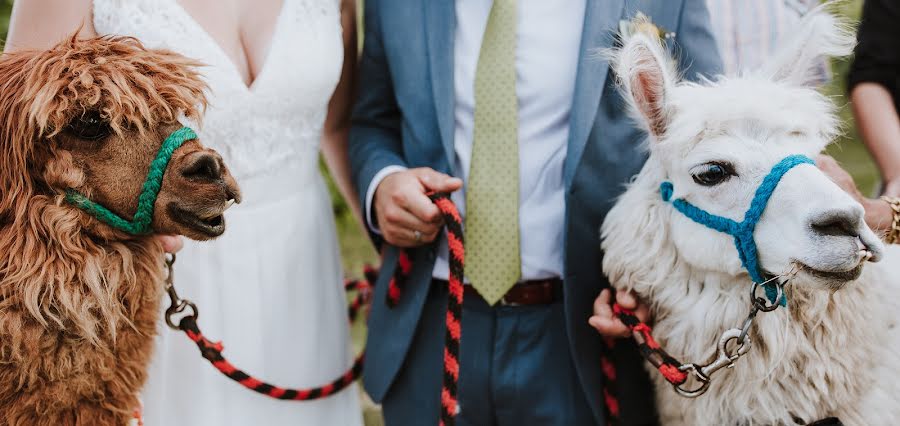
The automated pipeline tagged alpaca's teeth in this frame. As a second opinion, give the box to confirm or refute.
[224,199,236,211]
[860,249,873,262]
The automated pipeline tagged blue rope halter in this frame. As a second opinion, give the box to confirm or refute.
[659,154,815,305]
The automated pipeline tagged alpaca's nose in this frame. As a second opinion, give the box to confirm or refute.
[809,208,862,239]
[180,151,224,181]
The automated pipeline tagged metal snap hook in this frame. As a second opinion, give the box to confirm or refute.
[673,329,752,398]
[163,254,199,330]
[674,363,711,398]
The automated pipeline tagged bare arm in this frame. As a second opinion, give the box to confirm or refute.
[320,0,363,228]
[4,0,96,53]
[852,83,900,194]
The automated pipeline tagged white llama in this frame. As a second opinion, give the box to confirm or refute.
[601,9,900,426]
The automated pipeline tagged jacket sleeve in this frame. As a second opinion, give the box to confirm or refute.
[674,0,724,82]
[348,0,408,242]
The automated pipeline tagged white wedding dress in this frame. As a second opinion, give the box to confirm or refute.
[93,1,362,425]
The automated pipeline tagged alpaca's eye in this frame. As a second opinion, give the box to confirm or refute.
[692,162,735,186]
[66,111,111,141]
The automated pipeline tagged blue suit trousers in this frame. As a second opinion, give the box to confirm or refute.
[382,283,595,426]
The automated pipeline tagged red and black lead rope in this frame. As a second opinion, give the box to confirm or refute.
[432,194,465,426]
[178,316,365,400]
[387,193,466,426]
[601,305,844,426]
[168,193,464,424]
[599,303,688,426]
[170,263,376,401]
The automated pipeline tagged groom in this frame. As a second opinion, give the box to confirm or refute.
[349,1,721,424]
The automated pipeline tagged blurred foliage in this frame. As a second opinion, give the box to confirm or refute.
[821,0,879,195]
[321,160,378,274]
[1,0,12,48]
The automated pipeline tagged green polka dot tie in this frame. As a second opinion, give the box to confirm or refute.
[466,0,520,306]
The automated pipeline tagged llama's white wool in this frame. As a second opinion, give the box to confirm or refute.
[601,7,900,426]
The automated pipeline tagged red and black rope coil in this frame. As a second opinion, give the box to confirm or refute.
[346,265,377,323]
[386,251,413,307]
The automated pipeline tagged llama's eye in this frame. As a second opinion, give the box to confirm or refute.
[66,111,111,141]
[692,162,735,186]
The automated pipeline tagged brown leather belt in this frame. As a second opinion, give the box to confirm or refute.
[434,278,563,306]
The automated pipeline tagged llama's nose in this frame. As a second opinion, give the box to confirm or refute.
[809,208,863,239]
[180,151,224,181]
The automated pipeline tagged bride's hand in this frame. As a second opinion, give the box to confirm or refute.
[589,288,651,338]
[156,235,184,254]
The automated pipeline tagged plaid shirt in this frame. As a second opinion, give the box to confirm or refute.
[706,0,830,82]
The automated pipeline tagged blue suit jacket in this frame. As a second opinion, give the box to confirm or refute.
[349,1,722,424]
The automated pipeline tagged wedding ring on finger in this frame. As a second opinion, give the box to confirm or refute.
[413,229,423,244]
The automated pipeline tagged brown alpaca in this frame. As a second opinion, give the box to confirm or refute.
[0,36,240,425]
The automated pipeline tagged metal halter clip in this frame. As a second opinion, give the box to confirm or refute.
[674,329,752,398]
[750,276,786,313]
[164,254,199,330]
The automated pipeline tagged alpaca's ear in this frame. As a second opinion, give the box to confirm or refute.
[758,4,854,85]
[612,32,677,139]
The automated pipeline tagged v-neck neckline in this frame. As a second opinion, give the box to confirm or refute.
[171,0,289,92]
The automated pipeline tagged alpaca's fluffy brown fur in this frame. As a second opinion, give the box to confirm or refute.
[0,36,208,425]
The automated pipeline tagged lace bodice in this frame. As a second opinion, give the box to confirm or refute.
[93,0,343,179]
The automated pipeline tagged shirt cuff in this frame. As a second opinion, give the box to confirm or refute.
[365,165,408,234]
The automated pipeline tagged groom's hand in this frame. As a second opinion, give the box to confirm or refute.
[374,168,463,247]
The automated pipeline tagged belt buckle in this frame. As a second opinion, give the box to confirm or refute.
[498,295,521,307]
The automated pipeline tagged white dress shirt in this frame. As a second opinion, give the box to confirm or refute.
[366,0,587,282]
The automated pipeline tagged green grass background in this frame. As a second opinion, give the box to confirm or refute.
[0,1,876,424]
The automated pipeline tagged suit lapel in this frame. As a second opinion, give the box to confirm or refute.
[564,0,626,188]
[424,0,457,173]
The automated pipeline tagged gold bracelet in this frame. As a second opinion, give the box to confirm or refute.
[880,196,900,244]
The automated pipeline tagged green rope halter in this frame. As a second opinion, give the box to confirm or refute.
[65,127,197,235]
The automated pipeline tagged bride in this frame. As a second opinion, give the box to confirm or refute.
[5,0,364,425]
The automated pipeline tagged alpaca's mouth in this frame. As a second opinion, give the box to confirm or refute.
[168,205,226,238]
[795,262,865,284]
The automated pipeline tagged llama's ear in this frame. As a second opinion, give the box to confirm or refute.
[612,32,677,139]
[758,5,854,85]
